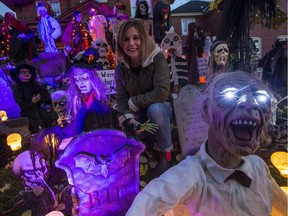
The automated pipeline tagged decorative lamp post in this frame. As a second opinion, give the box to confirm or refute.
[6,133,22,151]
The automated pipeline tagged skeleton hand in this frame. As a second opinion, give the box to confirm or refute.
[138,119,159,134]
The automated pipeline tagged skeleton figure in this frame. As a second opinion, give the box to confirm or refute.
[92,39,110,69]
[51,90,73,127]
[208,40,229,74]
[161,27,188,93]
[13,150,54,215]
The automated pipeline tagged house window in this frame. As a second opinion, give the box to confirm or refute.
[181,18,195,36]
[35,1,61,17]
[251,37,262,59]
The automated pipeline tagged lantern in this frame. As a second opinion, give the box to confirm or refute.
[271,151,288,178]
[0,110,8,121]
[6,133,22,151]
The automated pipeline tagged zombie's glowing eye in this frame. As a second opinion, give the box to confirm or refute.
[255,90,270,103]
[221,87,238,100]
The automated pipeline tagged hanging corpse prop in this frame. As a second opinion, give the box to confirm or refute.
[161,27,188,93]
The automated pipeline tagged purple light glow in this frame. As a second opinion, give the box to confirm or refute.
[55,129,145,216]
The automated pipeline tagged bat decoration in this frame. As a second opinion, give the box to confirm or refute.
[74,145,132,178]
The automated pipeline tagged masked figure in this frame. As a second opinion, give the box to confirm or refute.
[153,0,174,45]
[2,12,38,63]
[36,2,61,53]
[88,8,107,44]
[208,40,229,74]
[51,90,73,127]
[62,11,89,56]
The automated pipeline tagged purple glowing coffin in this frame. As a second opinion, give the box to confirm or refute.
[55,129,145,216]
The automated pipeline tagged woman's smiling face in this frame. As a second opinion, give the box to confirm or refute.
[122,26,142,62]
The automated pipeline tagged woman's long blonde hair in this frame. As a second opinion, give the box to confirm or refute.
[116,18,154,64]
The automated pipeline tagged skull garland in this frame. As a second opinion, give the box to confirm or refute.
[51,90,73,127]
[161,27,188,93]
[92,39,110,69]
[209,41,229,74]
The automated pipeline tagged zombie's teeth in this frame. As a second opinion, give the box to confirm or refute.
[232,120,258,127]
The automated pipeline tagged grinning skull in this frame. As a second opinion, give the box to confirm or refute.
[13,150,48,192]
[92,39,108,58]
[213,43,229,67]
[161,26,182,53]
[61,77,70,89]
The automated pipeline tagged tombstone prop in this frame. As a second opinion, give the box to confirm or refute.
[173,85,208,157]
[55,129,145,216]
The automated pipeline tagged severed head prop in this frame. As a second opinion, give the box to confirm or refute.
[201,71,273,156]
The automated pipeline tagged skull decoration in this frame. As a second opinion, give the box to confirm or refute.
[92,38,110,69]
[51,90,72,125]
[13,150,48,193]
[0,110,8,121]
[213,43,229,67]
[139,2,147,16]
[161,27,182,54]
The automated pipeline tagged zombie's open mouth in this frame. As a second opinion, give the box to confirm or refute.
[231,119,258,142]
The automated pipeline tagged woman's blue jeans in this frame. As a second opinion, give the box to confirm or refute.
[134,102,173,152]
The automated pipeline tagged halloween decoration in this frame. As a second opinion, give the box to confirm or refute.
[88,8,108,44]
[13,150,55,215]
[51,90,73,127]
[271,151,288,178]
[126,71,287,216]
[208,40,229,74]
[55,129,145,216]
[215,0,283,71]
[2,12,38,63]
[10,64,55,134]
[36,2,61,52]
[6,133,22,151]
[92,39,110,70]
[184,22,199,84]
[0,110,8,121]
[161,27,188,93]
[135,0,153,37]
[62,11,89,56]
[153,0,173,45]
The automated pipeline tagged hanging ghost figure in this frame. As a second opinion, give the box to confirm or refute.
[161,27,188,93]
[208,40,229,74]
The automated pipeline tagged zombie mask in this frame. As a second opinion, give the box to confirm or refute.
[203,71,272,156]
[52,90,71,121]
[73,69,93,94]
[13,150,48,192]
[213,43,229,67]
[161,27,182,53]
